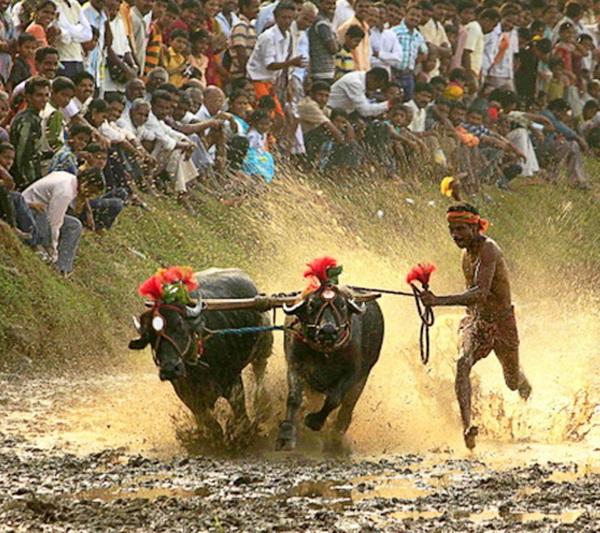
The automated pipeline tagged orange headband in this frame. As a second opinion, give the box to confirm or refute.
[446,211,490,233]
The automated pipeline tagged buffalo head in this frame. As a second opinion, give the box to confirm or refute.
[129,300,205,381]
[283,285,365,351]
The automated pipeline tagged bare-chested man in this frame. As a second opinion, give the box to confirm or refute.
[420,204,532,449]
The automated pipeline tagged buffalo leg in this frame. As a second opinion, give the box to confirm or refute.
[226,375,251,437]
[333,375,368,436]
[275,366,303,451]
[194,407,224,443]
[305,372,357,432]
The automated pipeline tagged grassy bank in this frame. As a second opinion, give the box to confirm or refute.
[1,167,599,373]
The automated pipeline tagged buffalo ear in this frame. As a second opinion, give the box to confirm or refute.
[129,338,149,350]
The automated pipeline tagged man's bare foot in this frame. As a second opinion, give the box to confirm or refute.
[518,378,532,400]
[464,425,478,450]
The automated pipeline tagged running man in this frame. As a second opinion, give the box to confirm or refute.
[420,204,531,449]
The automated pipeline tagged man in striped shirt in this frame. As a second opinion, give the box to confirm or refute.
[144,0,179,78]
[229,0,259,80]
[393,5,428,100]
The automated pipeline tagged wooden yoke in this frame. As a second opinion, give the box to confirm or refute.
[198,291,382,312]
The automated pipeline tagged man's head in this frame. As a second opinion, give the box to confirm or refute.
[274,0,296,32]
[386,0,404,25]
[431,0,447,22]
[404,5,422,29]
[446,204,488,248]
[297,1,318,30]
[344,24,365,49]
[319,0,336,19]
[68,123,93,152]
[413,81,434,108]
[82,143,108,170]
[105,0,122,19]
[185,86,204,112]
[130,98,151,126]
[51,76,75,109]
[458,0,477,24]
[204,0,221,19]
[499,5,519,31]
[158,0,179,28]
[203,85,225,116]
[17,32,38,60]
[417,0,433,25]
[582,99,599,120]
[239,0,260,19]
[151,89,173,120]
[354,0,372,22]
[86,98,110,127]
[449,101,467,125]
[25,76,51,112]
[365,66,389,92]
[34,46,59,79]
[587,79,600,99]
[547,98,571,121]
[179,0,201,26]
[146,67,169,93]
[105,92,126,121]
[478,8,500,33]
[135,0,153,14]
[466,106,485,125]
[309,80,331,108]
[125,78,146,102]
[72,71,96,103]
[0,142,15,170]
[565,1,583,21]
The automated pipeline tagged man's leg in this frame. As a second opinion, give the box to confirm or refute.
[456,316,494,449]
[88,197,124,230]
[56,215,82,274]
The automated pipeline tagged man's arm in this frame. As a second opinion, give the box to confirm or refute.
[421,242,498,307]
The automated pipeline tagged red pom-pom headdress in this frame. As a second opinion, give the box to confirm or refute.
[302,256,343,296]
[406,263,436,288]
[138,266,198,303]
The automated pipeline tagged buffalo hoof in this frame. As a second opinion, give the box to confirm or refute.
[275,421,297,451]
[304,412,325,431]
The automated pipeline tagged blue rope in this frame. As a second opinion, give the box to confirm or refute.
[205,325,289,336]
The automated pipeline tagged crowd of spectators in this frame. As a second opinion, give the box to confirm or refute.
[0,0,598,276]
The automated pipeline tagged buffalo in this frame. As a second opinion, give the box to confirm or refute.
[275,283,384,451]
[129,268,273,440]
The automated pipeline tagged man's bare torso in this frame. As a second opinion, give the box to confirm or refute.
[462,237,512,316]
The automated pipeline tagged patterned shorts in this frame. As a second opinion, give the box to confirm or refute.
[458,307,520,366]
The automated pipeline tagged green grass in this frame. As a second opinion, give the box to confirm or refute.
[1,164,598,372]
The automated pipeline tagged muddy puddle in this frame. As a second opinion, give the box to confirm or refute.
[1,345,599,531]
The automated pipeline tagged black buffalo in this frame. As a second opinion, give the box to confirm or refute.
[129,268,273,439]
[275,284,384,450]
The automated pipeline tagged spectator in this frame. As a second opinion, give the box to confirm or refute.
[243,108,275,182]
[337,0,372,72]
[131,0,153,73]
[7,32,37,91]
[10,76,50,189]
[216,0,239,38]
[49,123,92,175]
[104,0,137,95]
[82,0,108,88]
[483,6,519,90]
[328,66,392,117]
[393,5,428,100]
[27,0,61,48]
[54,0,93,78]
[188,29,211,88]
[246,0,304,118]
[419,0,452,78]
[144,0,179,77]
[309,0,339,84]
[163,28,191,88]
[335,25,365,79]
[230,0,259,82]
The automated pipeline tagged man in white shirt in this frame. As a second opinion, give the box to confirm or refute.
[82,0,107,87]
[371,0,404,72]
[332,0,355,30]
[246,0,305,118]
[419,0,451,78]
[54,0,93,78]
[146,90,198,196]
[21,170,83,275]
[483,8,519,90]
[215,0,240,37]
[328,67,392,117]
[406,81,434,133]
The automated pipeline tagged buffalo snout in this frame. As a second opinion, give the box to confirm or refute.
[159,360,186,381]
[318,323,338,342]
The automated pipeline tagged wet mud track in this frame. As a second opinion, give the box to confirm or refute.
[1,431,599,532]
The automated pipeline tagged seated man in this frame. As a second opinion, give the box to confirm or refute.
[539,98,590,189]
[298,81,358,168]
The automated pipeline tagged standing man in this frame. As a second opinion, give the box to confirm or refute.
[420,204,532,450]
[393,5,428,100]
[54,0,93,78]
[336,0,372,71]
[309,0,339,84]
[229,0,259,82]
[419,0,451,78]
[131,0,154,74]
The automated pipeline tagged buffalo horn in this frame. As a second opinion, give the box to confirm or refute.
[348,299,367,314]
[283,300,307,315]
[186,300,205,318]
[132,315,142,333]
